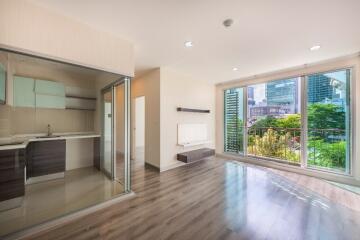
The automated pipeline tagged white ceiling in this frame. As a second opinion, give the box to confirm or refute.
[31,0,360,84]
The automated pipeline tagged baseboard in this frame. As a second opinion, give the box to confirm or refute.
[217,153,360,187]
[160,161,186,172]
[144,162,160,171]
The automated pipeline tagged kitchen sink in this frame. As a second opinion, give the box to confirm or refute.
[35,135,61,139]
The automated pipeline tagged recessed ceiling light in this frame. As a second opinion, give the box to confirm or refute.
[232,67,238,71]
[310,45,321,51]
[184,41,193,48]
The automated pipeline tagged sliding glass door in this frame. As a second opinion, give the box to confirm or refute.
[306,69,351,174]
[246,78,301,164]
[102,88,114,178]
[101,78,131,191]
[224,68,352,175]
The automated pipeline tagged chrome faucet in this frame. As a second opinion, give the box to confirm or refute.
[47,124,52,137]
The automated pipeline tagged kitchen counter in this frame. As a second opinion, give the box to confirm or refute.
[0,133,100,151]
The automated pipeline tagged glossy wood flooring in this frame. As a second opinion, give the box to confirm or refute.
[23,157,360,240]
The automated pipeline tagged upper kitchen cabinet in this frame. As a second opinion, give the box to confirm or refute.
[35,79,65,109]
[13,77,66,109]
[35,79,65,96]
[0,64,5,104]
[13,76,36,108]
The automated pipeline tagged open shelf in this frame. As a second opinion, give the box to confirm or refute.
[177,107,210,113]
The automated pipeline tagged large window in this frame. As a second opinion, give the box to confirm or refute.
[306,69,351,173]
[224,69,352,174]
[247,77,301,164]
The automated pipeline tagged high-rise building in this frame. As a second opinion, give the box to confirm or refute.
[307,74,334,103]
[247,86,255,106]
[266,78,298,113]
[224,89,239,152]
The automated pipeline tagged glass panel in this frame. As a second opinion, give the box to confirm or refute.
[0,48,129,237]
[247,78,301,164]
[115,83,126,184]
[103,89,113,177]
[0,63,5,103]
[224,87,244,153]
[306,69,351,173]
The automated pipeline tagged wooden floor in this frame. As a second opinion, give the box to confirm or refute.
[22,157,360,240]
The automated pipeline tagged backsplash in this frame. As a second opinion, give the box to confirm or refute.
[0,104,94,137]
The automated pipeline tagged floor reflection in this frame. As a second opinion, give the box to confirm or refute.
[223,160,360,240]
[0,167,123,236]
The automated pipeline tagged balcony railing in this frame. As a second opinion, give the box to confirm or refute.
[246,127,346,170]
[247,127,301,165]
[307,128,346,172]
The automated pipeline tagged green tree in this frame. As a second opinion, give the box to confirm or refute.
[247,128,300,163]
[276,114,301,129]
[250,116,278,130]
[307,103,345,130]
[307,140,346,170]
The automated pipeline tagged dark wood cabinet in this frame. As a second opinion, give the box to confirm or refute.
[0,149,25,201]
[94,137,100,170]
[26,140,66,178]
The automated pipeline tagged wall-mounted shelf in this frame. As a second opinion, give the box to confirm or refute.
[65,97,96,111]
[177,107,210,113]
[65,107,95,111]
[65,95,97,101]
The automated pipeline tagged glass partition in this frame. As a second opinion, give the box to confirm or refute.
[0,48,131,237]
[115,83,126,185]
[0,55,6,104]
[102,88,114,178]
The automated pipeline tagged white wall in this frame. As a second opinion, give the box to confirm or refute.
[135,96,145,147]
[131,69,161,168]
[159,67,215,171]
[0,0,134,76]
[131,67,215,171]
[216,54,360,186]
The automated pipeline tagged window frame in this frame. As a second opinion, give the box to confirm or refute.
[223,67,355,176]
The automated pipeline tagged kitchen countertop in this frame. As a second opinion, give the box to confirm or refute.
[0,133,100,151]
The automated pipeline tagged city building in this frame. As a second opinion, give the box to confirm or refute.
[266,78,299,113]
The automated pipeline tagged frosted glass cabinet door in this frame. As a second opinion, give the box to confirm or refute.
[0,64,5,103]
[13,76,35,107]
[35,79,65,96]
[34,79,66,109]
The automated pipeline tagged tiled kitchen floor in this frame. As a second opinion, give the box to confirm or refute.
[0,167,123,236]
